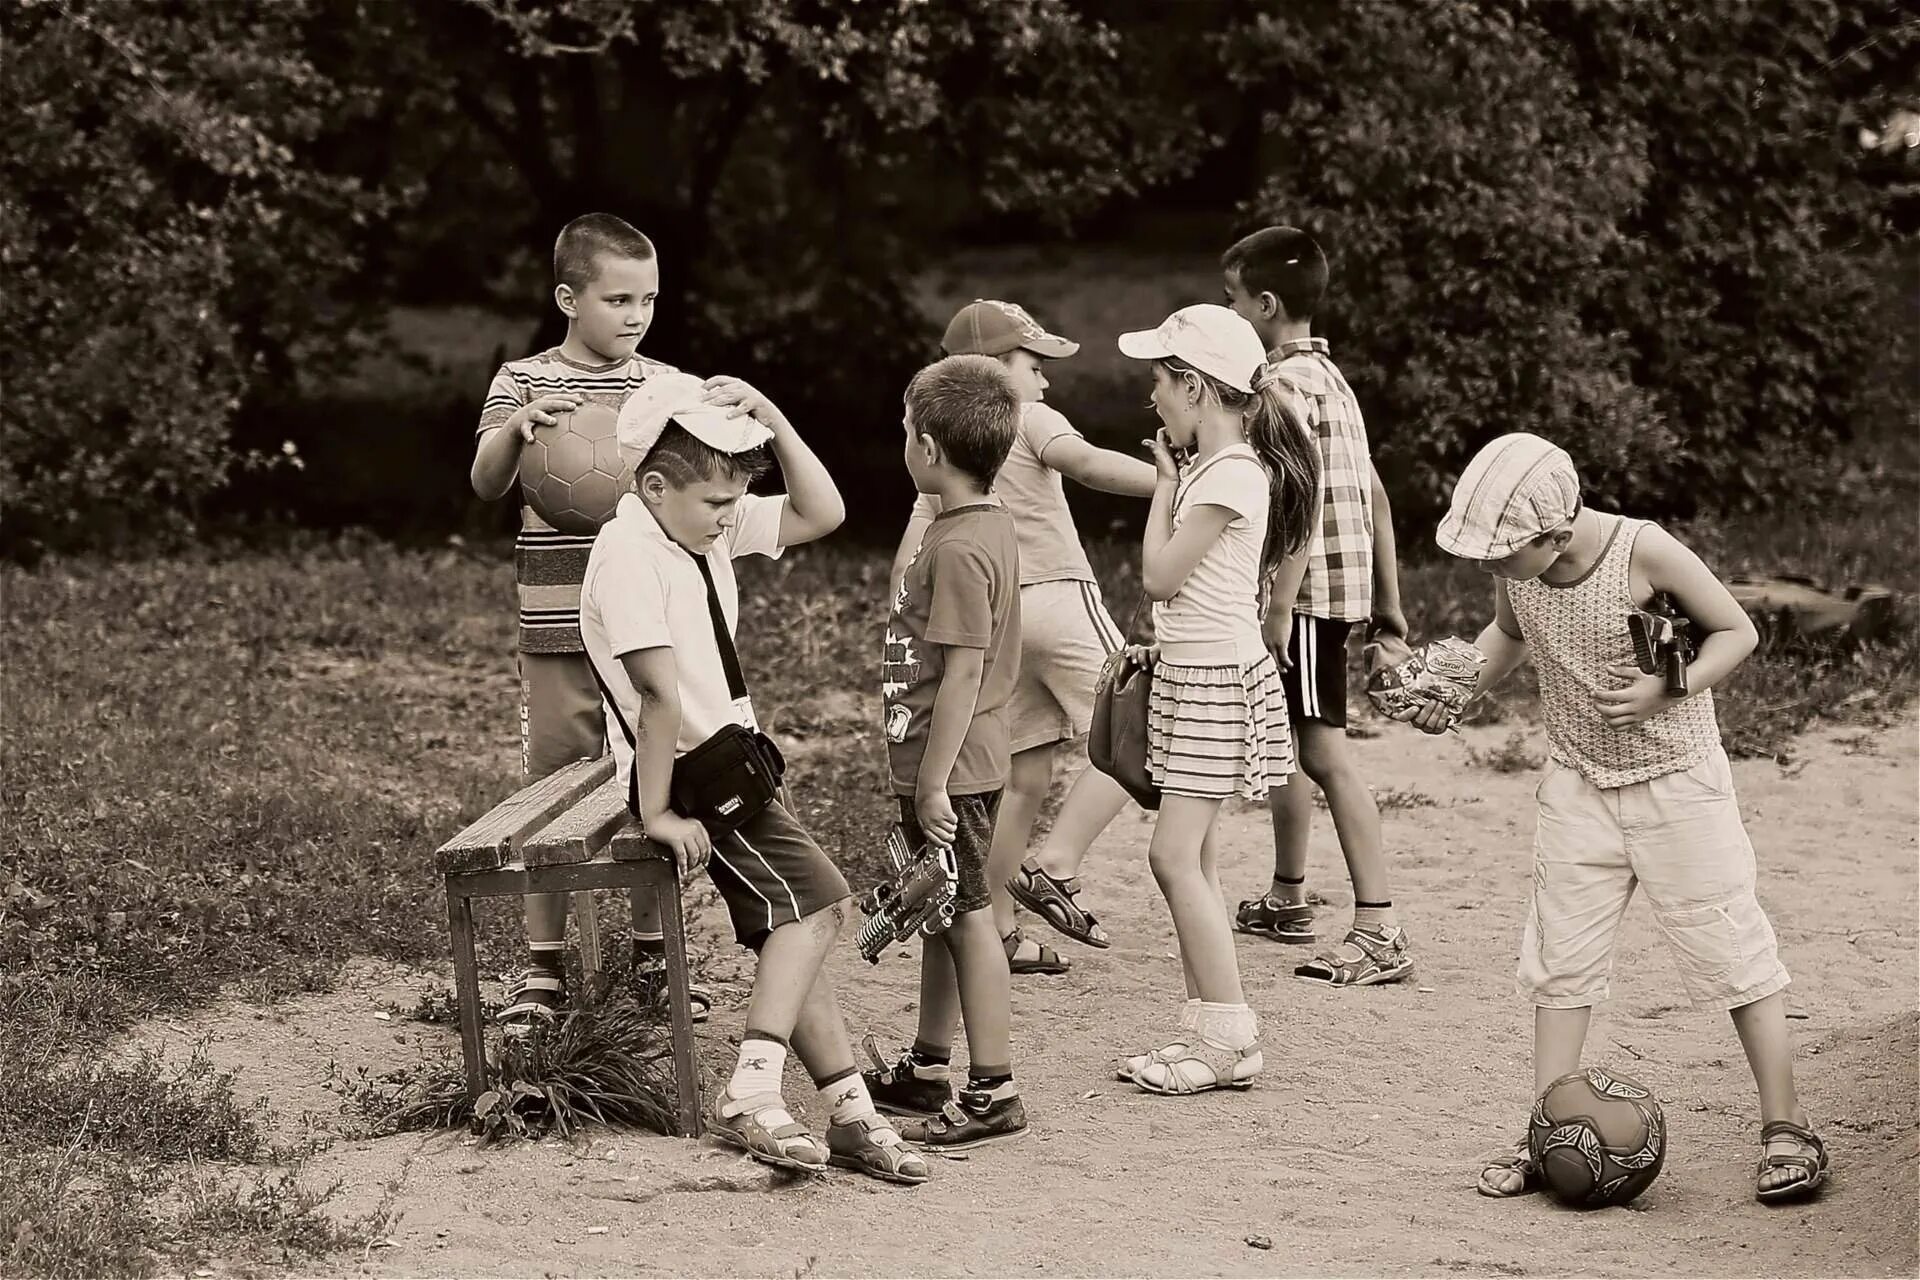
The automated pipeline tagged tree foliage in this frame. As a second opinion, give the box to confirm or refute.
[0,0,382,552]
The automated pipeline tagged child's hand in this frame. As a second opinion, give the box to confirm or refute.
[915,788,958,847]
[1402,696,1459,736]
[510,394,584,441]
[1593,663,1679,727]
[1141,429,1181,485]
[646,811,712,879]
[702,375,774,422]
[1122,642,1159,670]
[1263,606,1295,672]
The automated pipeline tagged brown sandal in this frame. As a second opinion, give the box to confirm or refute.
[1002,926,1070,975]
[1755,1119,1829,1203]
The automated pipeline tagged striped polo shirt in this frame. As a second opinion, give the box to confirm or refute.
[476,348,678,653]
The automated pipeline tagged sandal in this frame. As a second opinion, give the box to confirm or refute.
[1007,865,1111,948]
[633,965,713,1024]
[1294,925,1414,987]
[1003,927,1070,976]
[709,1091,828,1174]
[1234,895,1316,945]
[826,1114,930,1185]
[1755,1119,1829,1203]
[496,971,564,1033]
[1476,1138,1539,1198]
[1133,1038,1262,1095]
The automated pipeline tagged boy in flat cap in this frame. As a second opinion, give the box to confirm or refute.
[1407,432,1827,1206]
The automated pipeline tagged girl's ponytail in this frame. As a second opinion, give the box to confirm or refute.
[1245,364,1321,607]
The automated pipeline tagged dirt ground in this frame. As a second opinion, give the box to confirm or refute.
[132,709,1918,1279]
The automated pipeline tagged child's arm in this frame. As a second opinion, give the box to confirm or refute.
[701,376,844,546]
[1366,462,1410,642]
[471,393,583,501]
[1592,524,1758,728]
[1140,430,1234,601]
[1041,436,1159,497]
[619,646,711,874]
[915,644,985,846]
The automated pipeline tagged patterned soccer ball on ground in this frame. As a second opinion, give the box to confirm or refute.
[519,402,630,535]
[1527,1066,1667,1208]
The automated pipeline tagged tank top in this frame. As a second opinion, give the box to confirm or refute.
[1505,516,1720,788]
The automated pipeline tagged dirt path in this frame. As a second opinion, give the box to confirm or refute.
[137,711,1918,1278]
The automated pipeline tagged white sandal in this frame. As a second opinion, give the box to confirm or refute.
[1133,1038,1263,1095]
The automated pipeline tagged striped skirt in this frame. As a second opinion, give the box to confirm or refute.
[1147,655,1294,800]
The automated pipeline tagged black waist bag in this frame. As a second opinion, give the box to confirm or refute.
[670,723,784,830]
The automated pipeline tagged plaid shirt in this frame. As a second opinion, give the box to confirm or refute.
[1272,338,1374,622]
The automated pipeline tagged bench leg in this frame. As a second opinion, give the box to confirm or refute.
[446,887,487,1101]
[651,866,703,1137]
[573,890,602,1003]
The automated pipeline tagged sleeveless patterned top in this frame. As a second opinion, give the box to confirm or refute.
[1505,516,1720,788]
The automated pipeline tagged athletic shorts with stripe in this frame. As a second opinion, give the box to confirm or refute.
[895,791,1001,915]
[1009,579,1126,752]
[704,798,852,950]
[1279,614,1354,729]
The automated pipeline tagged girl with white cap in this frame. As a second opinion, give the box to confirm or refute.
[1110,303,1322,1094]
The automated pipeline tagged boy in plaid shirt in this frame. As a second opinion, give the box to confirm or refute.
[1220,226,1418,988]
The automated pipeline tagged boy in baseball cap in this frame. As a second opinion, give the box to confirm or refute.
[1412,432,1828,1206]
[580,370,928,1186]
[887,301,1158,980]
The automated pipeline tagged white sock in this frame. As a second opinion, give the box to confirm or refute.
[1179,997,1202,1032]
[1198,1001,1258,1050]
[724,1036,788,1113]
[818,1071,878,1127]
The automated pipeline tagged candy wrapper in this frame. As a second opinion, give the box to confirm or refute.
[1365,636,1487,723]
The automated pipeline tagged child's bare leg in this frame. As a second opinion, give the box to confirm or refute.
[1481,1004,1594,1196]
[1148,795,1243,1004]
[990,746,1062,967]
[1731,991,1823,1196]
[1297,723,1392,906]
[946,908,1012,1071]
[525,893,567,946]
[915,926,963,1054]
[1031,765,1132,881]
[1264,762,1315,897]
[630,890,660,937]
[742,900,844,1040]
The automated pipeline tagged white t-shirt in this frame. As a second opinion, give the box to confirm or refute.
[1152,444,1270,666]
[579,491,788,783]
[911,401,1093,585]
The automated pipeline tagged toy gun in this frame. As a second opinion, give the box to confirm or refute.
[855,825,959,965]
[1628,592,1696,698]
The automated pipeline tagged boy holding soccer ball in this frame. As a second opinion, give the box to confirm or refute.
[469,213,709,1029]
[1405,433,1828,1205]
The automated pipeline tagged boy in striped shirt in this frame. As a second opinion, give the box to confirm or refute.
[470,213,707,1027]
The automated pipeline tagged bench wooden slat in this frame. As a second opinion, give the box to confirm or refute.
[522,775,639,868]
[609,826,671,863]
[434,756,614,873]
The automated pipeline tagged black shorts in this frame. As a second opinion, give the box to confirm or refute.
[1280,615,1354,728]
[895,791,1001,915]
[707,798,852,949]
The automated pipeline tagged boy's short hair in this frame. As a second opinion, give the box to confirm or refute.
[1222,226,1330,321]
[554,214,655,293]
[905,355,1020,489]
[638,423,771,489]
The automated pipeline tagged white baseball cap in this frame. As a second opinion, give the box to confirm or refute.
[1117,303,1269,393]
[616,370,774,468]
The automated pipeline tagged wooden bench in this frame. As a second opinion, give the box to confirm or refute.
[434,755,702,1136]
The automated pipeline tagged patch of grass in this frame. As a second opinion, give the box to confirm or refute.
[1467,731,1546,775]
[16,1041,268,1162]
[342,997,678,1145]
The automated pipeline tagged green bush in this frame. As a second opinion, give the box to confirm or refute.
[1223,0,1910,524]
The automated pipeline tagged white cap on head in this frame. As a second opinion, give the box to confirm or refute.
[1117,303,1269,393]
[616,370,774,469]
